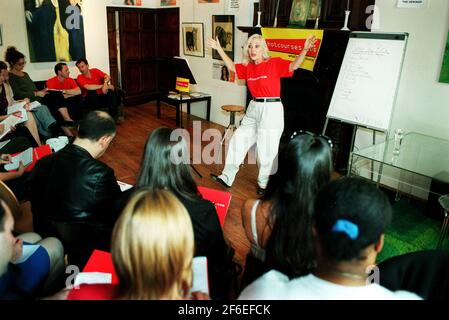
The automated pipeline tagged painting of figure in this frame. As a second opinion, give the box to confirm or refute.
[161,0,176,6]
[212,15,234,61]
[182,23,204,57]
[24,0,86,62]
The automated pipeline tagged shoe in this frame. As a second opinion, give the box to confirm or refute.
[257,186,266,196]
[210,174,231,188]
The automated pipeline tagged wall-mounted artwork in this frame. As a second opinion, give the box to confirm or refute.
[161,0,176,6]
[212,15,234,61]
[439,29,449,84]
[24,0,86,62]
[289,0,310,27]
[182,23,204,57]
[199,0,220,3]
[213,61,235,83]
[0,25,3,47]
[124,0,142,5]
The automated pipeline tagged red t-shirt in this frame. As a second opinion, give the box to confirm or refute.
[76,68,107,96]
[46,76,79,91]
[235,57,293,98]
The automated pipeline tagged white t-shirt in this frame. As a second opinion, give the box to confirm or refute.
[238,270,422,300]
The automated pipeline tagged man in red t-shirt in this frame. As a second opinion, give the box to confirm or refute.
[75,59,121,123]
[45,63,82,130]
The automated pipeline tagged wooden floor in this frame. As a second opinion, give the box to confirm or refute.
[103,101,258,266]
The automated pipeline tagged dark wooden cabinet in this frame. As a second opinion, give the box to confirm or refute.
[107,7,179,105]
[258,0,374,31]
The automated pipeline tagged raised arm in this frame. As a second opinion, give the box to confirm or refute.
[289,35,317,72]
[207,37,236,73]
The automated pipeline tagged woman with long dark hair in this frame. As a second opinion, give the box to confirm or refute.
[240,132,333,288]
[136,127,228,299]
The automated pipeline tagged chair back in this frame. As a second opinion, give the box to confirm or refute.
[378,250,449,300]
[0,180,21,219]
[48,219,112,268]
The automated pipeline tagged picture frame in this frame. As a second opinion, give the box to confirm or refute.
[307,0,322,20]
[212,15,234,61]
[0,25,3,47]
[182,22,205,57]
[289,0,310,27]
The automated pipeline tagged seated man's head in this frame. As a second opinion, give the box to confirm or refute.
[313,177,392,271]
[75,111,116,158]
[111,189,194,299]
[75,58,89,76]
[54,62,70,79]
[0,200,15,277]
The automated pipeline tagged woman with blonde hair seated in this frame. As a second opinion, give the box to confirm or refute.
[69,189,200,300]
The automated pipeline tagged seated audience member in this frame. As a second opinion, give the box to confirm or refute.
[240,132,332,289]
[4,47,62,137]
[28,111,121,264]
[68,189,207,300]
[45,62,82,127]
[0,200,64,299]
[135,127,228,299]
[239,177,422,300]
[75,58,121,122]
[0,154,29,202]
[0,61,42,146]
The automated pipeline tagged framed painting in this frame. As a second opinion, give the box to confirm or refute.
[160,0,176,6]
[124,0,142,5]
[289,0,310,27]
[24,0,86,62]
[182,23,205,57]
[212,15,234,61]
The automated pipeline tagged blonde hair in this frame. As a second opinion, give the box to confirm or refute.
[111,189,194,300]
[242,34,270,65]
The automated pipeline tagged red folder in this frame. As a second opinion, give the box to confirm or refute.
[82,249,118,284]
[26,144,52,171]
[7,144,52,172]
[66,250,117,300]
[198,186,232,228]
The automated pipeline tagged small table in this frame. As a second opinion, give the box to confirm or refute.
[349,132,449,247]
[349,132,449,187]
[156,93,211,127]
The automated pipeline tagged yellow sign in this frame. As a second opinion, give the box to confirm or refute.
[261,28,324,72]
[176,77,190,93]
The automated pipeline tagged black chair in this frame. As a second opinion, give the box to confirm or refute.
[47,219,112,268]
[378,250,449,300]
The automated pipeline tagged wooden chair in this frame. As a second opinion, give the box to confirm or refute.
[0,180,33,233]
[0,180,21,220]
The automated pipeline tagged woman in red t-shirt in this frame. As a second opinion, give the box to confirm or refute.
[207,33,316,194]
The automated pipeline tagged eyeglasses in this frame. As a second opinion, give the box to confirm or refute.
[290,130,333,149]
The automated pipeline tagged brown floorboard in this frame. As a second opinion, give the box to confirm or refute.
[103,101,256,267]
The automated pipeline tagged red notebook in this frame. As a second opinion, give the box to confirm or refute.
[6,144,52,172]
[66,250,118,300]
[26,144,52,171]
[198,186,232,228]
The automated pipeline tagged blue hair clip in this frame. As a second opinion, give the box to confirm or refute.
[332,219,359,240]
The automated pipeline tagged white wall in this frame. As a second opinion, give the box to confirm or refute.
[0,0,255,126]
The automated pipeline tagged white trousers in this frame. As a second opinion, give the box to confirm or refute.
[219,100,284,188]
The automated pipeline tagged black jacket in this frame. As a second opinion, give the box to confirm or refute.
[28,144,122,233]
